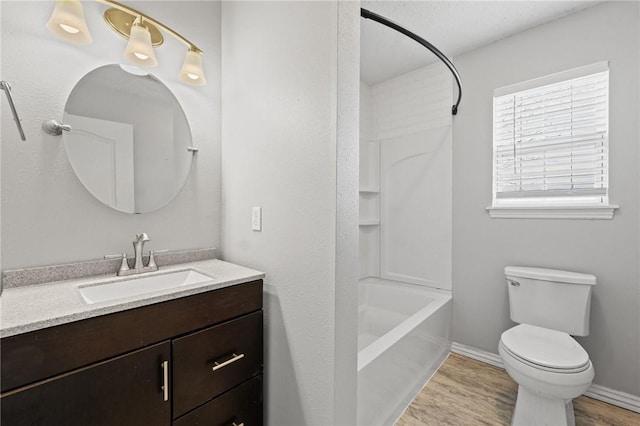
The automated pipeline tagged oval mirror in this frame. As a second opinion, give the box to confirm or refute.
[63,64,194,214]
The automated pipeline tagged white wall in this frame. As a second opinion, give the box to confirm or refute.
[221,1,359,425]
[370,64,452,140]
[360,62,453,290]
[360,82,373,141]
[1,1,221,270]
[452,1,640,395]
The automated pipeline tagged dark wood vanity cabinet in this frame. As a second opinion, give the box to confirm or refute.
[0,279,263,426]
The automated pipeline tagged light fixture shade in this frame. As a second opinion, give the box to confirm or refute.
[46,0,92,45]
[179,50,206,86]
[123,21,158,68]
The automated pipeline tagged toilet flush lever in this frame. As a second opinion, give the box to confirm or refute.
[507,279,520,286]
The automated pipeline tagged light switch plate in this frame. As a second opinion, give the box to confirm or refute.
[252,207,262,231]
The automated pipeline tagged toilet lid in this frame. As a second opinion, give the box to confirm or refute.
[501,324,590,370]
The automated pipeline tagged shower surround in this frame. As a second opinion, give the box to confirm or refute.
[358,62,454,425]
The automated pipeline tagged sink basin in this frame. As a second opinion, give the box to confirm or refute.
[78,269,214,304]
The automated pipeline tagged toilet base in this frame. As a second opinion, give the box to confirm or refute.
[512,386,575,426]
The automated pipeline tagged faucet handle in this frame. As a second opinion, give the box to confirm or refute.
[147,249,168,269]
[135,233,150,242]
[105,253,130,274]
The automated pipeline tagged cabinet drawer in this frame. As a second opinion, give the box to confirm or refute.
[172,311,262,418]
[173,377,262,426]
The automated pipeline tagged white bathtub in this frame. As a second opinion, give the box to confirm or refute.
[357,277,452,426]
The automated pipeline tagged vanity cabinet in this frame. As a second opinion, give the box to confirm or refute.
[0,279,263,426]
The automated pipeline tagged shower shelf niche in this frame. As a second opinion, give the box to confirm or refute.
[359,138,380,278]
[359,187,379,194]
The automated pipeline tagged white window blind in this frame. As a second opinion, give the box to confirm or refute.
[492,63,609,206]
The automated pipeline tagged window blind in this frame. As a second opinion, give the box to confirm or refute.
[493,68,609,204]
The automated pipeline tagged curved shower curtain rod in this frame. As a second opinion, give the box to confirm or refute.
[361,8,462,115]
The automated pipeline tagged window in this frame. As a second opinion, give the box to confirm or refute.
[489,62,617,219]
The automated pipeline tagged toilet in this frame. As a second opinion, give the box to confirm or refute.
[498,266,596,426]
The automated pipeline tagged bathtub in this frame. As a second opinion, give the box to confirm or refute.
[357,277,452,426]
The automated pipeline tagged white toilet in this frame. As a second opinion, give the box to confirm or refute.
[498,266,596,426]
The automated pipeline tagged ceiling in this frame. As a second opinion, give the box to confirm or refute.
[361,0,605,86]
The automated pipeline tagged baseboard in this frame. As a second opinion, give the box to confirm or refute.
[450,341,504,368]
[450,341,640,414]
[584,384,640,413]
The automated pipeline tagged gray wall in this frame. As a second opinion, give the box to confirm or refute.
[334,2,360,423]
[452,1,640,395]
[221,1,359,424]
[1,1,221,270]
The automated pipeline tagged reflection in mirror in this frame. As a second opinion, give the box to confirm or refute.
[63,64,194,214]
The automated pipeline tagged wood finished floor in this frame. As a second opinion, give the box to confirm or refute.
[396,353,640,426]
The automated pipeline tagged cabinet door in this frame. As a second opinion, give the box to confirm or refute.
[1,341,171,426]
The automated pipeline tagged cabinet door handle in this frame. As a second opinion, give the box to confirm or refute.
[212,353,245,372]
[161,360,169,402]
[232,422,245,426]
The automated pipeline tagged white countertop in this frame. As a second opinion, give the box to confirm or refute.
[0,259,264,338]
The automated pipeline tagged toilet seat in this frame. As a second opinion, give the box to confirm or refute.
[499,336,595,401]
[500,324,590,373]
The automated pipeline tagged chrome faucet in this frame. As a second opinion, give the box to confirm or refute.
[105,233,160,276]
[133,233,150,270]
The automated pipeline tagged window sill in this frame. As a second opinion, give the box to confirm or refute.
[487,205,619,219]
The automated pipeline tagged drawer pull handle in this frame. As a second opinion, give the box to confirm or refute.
[161,360,169,402]
[232,423,244,426]
[212,353,245,371]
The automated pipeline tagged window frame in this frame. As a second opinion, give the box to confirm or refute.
[487,62,618,219]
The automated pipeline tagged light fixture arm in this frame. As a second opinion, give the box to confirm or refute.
[96,0,203,53]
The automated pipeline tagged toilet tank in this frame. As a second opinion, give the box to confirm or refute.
[505,266,596,336]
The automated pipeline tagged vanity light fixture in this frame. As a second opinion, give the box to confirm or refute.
[179,48,206,85]
[46,0,206,86]
[46,0,93,44]
[122,16,158,67]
